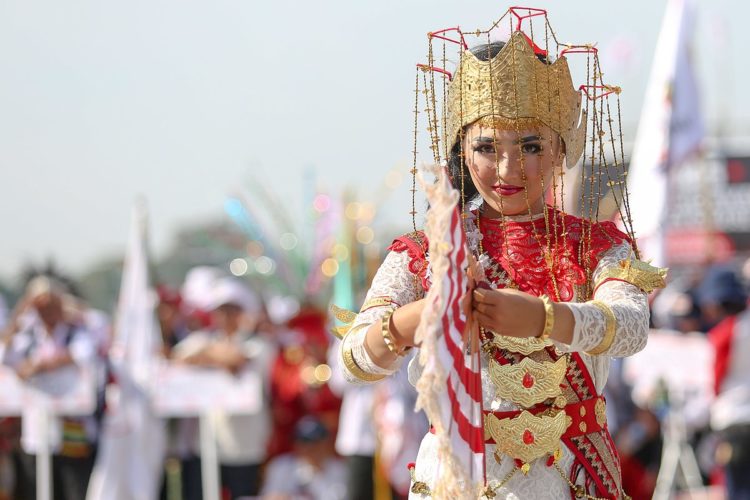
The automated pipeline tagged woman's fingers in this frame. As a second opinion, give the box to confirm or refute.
[472,288,498,305]
[474,310,496,329]
[473,301,492,315]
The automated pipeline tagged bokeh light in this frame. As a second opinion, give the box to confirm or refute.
[314,364,332,383]
[333,243,349,261]
[313,194,331,213]
[356,226,375,245]
[321,258,339,277]
[279,232,298,250]
[345,202,361,220]
[229,258,248,276]
[359,202,376,222]
[255,256,275,275]
[246,241,265,257]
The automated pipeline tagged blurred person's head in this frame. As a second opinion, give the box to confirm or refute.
[292,416,330,465]
[26,276,67,330]
[698,266,748,327]
[668,290,703,333]
[207,278,260,335]
[156,284,183,337]
[287,307,330,362]
[212,303,244,334]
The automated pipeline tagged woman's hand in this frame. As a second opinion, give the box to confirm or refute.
[363,298,427,369]
[389,298,427,347]
[472,287,545,338]
[472,287,575,344]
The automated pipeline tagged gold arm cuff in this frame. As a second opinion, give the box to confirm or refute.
[381,309,410,357]
[585,300,617,356]
[341,345,386,383]
[360,296,396,311]
[536,295,555,341]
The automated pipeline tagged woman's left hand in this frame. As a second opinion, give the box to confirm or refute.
[471,287,545,338]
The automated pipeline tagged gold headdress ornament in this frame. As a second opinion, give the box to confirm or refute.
[446,30,586,166]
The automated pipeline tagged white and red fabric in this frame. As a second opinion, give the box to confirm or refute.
[414,167,485,498]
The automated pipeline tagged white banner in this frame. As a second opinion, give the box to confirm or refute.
[152,363,262,417]
[0,364,96,416]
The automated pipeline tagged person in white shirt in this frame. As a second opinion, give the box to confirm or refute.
[2,276,98,500]
[173,277,275,500]
[261,416,346,500]
[328,338,378,500]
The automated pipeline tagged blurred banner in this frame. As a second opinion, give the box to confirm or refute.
[628,0,704,267]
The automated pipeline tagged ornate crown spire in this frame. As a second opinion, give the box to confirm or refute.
[446,30,586,166]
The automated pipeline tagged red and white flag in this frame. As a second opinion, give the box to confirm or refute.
[415,166,485,499]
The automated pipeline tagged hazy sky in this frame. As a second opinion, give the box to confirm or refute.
[0,0,746,281]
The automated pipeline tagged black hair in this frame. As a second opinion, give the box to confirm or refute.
[447,41,551,206]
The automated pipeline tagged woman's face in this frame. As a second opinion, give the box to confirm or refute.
[462,121,564,217]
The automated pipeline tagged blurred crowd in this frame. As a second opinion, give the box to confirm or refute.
[606,260,750,499]
[0,267,426,500]
[1,257,750,500]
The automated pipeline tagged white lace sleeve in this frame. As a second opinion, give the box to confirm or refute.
[339,249,425,385]
[564,242,650,357]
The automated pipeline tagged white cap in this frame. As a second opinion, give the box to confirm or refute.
[266,295,300,324]
[181,266,226,311]
[206,277,261,314]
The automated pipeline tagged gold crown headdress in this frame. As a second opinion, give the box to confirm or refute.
[446,30,586,167]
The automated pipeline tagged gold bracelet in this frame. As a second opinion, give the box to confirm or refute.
[381,309,410,356]
[341,345,386,382]
[536,295,555,341]
[585,301,616,356]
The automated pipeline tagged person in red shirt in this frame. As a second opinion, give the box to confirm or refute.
[699,266,750,499]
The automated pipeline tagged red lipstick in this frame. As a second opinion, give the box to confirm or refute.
[492,184,524,196]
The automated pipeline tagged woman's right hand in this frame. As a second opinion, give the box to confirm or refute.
[363,298,426,369]
[390,298,427,347]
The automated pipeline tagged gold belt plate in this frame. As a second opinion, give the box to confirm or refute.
[488,356,568,408]
[485,410,570,464]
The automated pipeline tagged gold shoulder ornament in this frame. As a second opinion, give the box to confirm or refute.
[330,297,398,339]
[329,304,357,339]
[595,258,668,293]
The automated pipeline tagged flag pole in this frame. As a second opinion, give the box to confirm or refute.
[36,402,52,500]
[199,411,221,500]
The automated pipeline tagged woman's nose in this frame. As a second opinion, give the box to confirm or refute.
[494,153,521,175]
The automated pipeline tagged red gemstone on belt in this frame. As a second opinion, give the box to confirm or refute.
[523,429,535,445]
[522,372,535,388]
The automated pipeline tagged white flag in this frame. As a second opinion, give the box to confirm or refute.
[627,0,704,267]
[87,201,165,500]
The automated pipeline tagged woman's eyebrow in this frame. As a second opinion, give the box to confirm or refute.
[471,136,496,143]
[471,135,543,144]
[514,135,543,144]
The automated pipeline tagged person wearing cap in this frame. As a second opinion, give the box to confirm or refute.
[261,415,346,500]
[267,307,342,459]
[2,276,98,500]
[173,276,275,500]
[698,266,750,499]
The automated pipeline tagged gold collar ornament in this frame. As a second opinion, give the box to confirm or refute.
[446,30,586,167]
[489,334,552,356]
